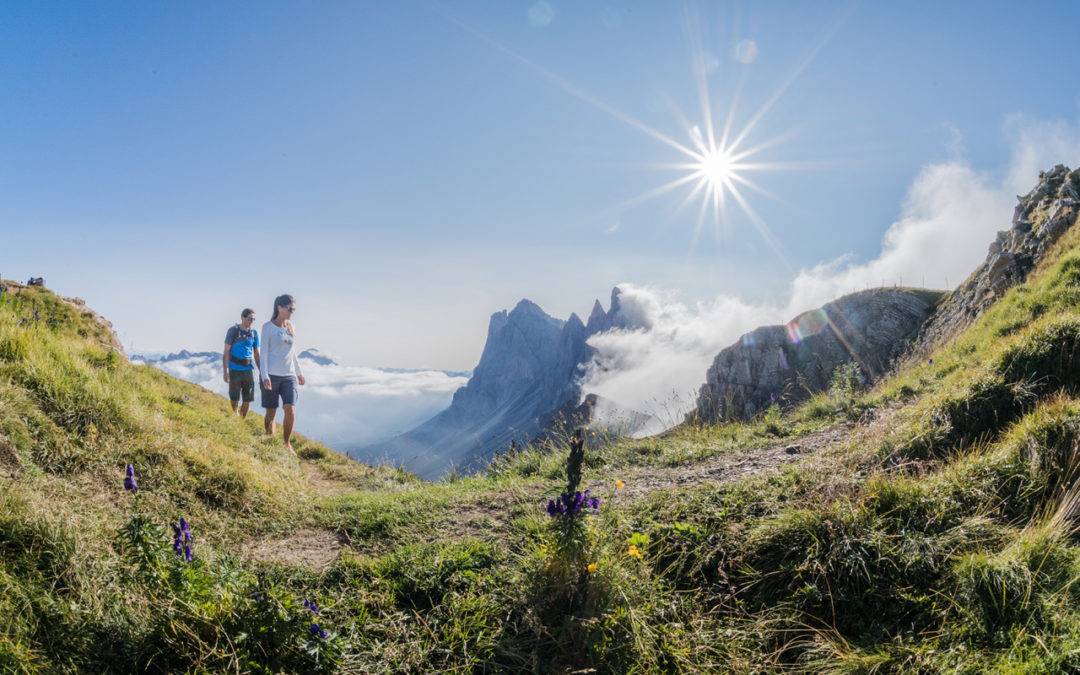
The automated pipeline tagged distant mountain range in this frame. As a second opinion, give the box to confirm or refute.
[135,348,340,366]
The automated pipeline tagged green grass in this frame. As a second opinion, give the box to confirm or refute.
[5,193,1080,672]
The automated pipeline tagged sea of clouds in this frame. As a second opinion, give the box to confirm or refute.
[135,353,469,452]
[138,117,1080,451]
[582,115,1080,435]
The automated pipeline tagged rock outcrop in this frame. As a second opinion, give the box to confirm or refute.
[370,289,637,479]
[694,288,943,421]
[693,166,1080,423]
[913,164,1080,353]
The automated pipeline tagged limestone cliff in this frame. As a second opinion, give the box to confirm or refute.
[694,288,943,422]
[368,294,626,479]
[913,164,1080,354]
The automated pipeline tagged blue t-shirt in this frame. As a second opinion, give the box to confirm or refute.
[225,324,259,371]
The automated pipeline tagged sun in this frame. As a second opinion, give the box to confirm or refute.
[699,147,734,192]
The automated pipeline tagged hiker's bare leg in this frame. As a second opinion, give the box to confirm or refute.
[230,400,239,414]
[264,408,276,435]
[239,401,250,418]
[283,404,296,453]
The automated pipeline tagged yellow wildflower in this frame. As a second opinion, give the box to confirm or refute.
[627,545,643,559]
[587,563,597,574]
[615,479,625,488]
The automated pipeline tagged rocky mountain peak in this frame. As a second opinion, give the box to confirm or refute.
[373,296,601,478]
[510,298,549,318]
[694,288,942,422]
[586,299,607,334]
[453,299,566,414]
[914,164,1080,354]
[566,312,585,333]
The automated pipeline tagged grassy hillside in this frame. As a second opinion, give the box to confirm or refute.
[5,215,1080,672]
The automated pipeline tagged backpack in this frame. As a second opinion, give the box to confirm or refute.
[228,324,254,346]
[227,325,255,367]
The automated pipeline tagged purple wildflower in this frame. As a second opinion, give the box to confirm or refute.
[303,599,319,614]
[310,622,326,638]
[547,489,600,519]
[929,358,933,366]
[770,392,775,403]
[252,591,262,601]
[172,524,183,556]
[124,464,138,491]
[172,519,193,561]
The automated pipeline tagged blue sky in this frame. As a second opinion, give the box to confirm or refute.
[3,1,1080,370]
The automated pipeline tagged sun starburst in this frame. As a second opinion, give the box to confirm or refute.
[451,4,847,264]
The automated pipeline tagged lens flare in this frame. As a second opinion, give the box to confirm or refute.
[734,39,758,64]
[528,2,554,28]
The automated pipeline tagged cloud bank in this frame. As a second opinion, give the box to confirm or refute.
[138,354,469,451]
[583,116,1080,434]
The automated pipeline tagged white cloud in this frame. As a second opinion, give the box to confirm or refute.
[582,116,1080,434]
[137,354,468,450]
[583,288,787,435]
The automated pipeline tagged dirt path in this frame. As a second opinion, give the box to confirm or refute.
[300,461,354,498]
[238,460,356,569]
[586,423,854,502]
[243,420,865,569]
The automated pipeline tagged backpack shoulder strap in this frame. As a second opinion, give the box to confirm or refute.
[227,324,250,346]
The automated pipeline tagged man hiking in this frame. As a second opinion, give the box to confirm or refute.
[223,308,261,418]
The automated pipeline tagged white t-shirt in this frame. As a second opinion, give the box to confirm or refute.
[259,320,303,380]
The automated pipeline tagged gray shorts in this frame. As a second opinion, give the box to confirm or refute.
[228,369,255,402]
[261,375,298,409]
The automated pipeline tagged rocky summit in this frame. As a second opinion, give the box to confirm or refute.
[693,287,943,422]
[914,164,1080,354]
[368,291,635,478]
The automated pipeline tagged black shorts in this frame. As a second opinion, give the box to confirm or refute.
[228,369,255,402]
[261,374,298,409]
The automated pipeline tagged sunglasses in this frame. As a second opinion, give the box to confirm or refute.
[282,306,296,312]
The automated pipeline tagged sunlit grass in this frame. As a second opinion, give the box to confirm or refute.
[6,193,1080,671]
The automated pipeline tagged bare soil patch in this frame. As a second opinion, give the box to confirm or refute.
[586,423,855,503]
[238,461,356,569]
[242,528,348,570]
[301,461,353,498]
[0,435,22,478]
[435,501,510,545]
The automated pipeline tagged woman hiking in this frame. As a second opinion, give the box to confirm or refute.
[260,294,305,455]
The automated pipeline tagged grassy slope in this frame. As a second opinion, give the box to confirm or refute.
[4,214,1080,672]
